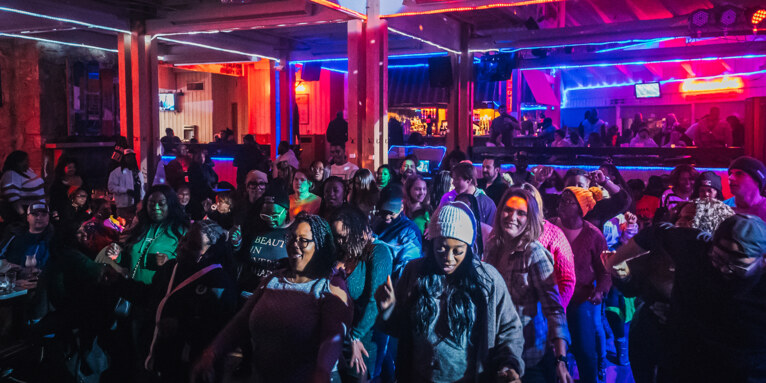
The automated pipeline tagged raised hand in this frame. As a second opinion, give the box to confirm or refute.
[375,275,396,312]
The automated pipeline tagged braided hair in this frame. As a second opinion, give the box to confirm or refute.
[288,212,337,280]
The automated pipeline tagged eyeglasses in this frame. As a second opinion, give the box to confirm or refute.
[288,235,315,249]
[247,182,268,189]
[260,209,286,222]
[710,245,759,276]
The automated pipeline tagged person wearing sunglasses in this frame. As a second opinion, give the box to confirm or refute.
[604,214,766,382]
[233,181,293,292]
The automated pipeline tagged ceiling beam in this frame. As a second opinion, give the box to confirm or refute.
[146,0,352,35]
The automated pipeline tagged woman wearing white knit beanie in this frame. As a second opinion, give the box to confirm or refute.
[375,201,526,382]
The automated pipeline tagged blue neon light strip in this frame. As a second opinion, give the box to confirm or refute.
[495,37,686,53]
[523,54,766,71]
[323,67,348,74]
[389,64,429,69]
[520,106,548,111]
[595,38,677,53]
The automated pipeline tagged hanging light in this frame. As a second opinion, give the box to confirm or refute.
[690,9,711,28]
[718,6,739,27]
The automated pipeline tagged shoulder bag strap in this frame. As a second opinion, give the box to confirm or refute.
[145,263,222,370]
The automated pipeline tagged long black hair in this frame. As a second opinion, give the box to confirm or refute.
[411,239,490,343]
[288,212,337,280]
[126,184,189,246]
[2,151,29,175]
[329,206,373,262]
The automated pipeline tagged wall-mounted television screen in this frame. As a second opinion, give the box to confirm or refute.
[635,82,661,98]
[160,93,176,111]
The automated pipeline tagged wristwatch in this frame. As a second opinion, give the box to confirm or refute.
[555,355,569,368]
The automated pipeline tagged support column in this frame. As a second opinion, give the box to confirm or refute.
[347,0,388,171]
[118,25,160,180]
[550,70,562,129]
[277,60,296,146]
[447,24,473,152]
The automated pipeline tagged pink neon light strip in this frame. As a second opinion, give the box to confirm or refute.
[381,0,564,18]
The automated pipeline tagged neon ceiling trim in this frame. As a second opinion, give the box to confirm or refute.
[470,37,686,54]
[388,27,460,54]
[594,38,677,53]
[389,64,429,69]
[489,164,729,173]
[0,32,118,53]
[524,53,766,71]
[0,6,129,34]
[308,0,367,20]
[381,0,563,18]
[156,37,279,62]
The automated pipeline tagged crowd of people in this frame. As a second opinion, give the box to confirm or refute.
[488,105,744,150]
[0,128,765,383]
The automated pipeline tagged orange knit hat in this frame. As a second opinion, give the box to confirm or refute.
[564,186,604,217]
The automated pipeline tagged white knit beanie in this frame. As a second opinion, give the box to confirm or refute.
[429,202,476,246]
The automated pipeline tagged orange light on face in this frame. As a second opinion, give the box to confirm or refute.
[680,76,744,95]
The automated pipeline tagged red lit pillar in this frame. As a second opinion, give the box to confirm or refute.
[118,25,160,180]
[347,1,388,171]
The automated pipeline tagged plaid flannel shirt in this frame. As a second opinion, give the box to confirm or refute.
[486,240,570,367]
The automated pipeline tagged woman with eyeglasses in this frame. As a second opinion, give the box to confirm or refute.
[232,181,293,292]
[329,206,393,382]
[193,213,352,383]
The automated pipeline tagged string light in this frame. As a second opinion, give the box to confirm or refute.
[0,32,118,53]
[388,27,460,54]
[0,6,129,34]
[156,36,279,61]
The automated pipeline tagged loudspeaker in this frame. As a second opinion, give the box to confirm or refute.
[428,57,453,88]
[301,62,322,81]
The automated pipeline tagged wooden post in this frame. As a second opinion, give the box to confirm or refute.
[447,23,473,152]
[119,25,160,181]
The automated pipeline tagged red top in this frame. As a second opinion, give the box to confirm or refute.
[551,218,611,306]
[538,220,577,310]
